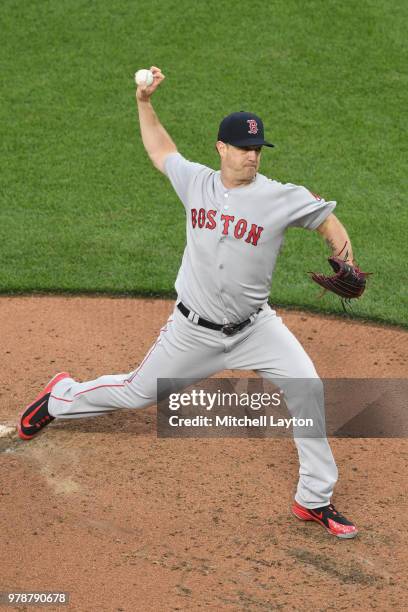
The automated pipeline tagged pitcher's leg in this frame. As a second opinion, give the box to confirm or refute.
[49,307,225,420]
[227,307,338,508]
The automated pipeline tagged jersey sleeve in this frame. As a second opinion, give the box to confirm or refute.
[284,184,336,230]
[163,152,207,208]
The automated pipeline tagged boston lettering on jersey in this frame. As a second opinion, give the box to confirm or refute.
[191,208,264,246]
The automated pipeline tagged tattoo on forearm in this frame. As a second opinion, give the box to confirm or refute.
[337,241,349,261]
[325,238,336,254]
[325,239,350,261]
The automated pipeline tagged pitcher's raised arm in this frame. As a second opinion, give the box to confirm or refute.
[135,66,177,173]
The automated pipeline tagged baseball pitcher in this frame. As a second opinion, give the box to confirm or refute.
[19,66,365,539]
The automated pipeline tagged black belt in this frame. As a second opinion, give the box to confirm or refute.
[177,302,261,336]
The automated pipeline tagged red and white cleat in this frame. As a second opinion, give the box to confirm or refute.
[292,500,358,539]
[18,372,70,440]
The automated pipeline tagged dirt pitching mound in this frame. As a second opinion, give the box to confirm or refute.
[1,297,407,611]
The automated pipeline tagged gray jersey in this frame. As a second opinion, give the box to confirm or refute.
[47,153,341,515]
[164,152,336,324]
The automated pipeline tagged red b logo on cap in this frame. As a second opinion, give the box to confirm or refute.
[247,119,258,135]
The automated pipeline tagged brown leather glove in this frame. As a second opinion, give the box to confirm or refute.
[310,257,370,300]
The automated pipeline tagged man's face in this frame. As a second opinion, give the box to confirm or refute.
[217,142,262,182]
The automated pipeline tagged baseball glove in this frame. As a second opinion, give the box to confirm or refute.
[309,257,370,304]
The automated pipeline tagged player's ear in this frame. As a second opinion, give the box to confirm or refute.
[216,141,226,158]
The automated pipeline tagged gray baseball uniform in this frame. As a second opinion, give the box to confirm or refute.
[48,152,338,508]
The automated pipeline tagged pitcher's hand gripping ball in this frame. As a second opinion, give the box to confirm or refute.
[135,69,154,86]
[310,257,370,304]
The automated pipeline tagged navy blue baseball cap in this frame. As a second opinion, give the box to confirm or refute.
[217,111,274,148]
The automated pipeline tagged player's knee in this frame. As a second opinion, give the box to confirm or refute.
[277,377,325,427]
[304,376,324,399]
[289,376,323,405]
[279,348,319,379]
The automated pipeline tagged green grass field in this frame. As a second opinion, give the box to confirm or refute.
[1,0,407,325]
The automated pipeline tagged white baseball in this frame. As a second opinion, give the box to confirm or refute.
[135,69,154,86]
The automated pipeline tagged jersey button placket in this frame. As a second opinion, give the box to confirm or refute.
[220,191,237,322]
[224,192,229,211]
[216,198,228,317]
